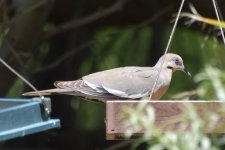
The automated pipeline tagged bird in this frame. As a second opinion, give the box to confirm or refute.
[23,53,191,102]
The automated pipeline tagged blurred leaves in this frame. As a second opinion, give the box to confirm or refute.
[123,100,225,150]
[123,101,156,138]
[0,27,8,47]
[72,99,105,131]
[85,27,153,71]
[172,65,225,100]
[43,22,55,32]
[179,3,225,30]
[164,27,225,99]
[194,65,225,100]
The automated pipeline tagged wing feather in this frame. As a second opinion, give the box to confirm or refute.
[54,67,168,100]
[83,67,164,99]
[54,80,118,99]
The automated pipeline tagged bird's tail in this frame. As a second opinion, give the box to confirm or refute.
[22,88,68,96]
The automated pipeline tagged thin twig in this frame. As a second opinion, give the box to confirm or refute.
[44,0,129,38]
[3,0,8,26]
[0,0,7,27]
[134,6,172,29]
[35,8,169,73]
[8,0,47,26]
[33,40,93,73]
[5,40,24,66]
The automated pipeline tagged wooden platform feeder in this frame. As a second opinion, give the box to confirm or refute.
[106,100,225,140]
[0,97,60,141]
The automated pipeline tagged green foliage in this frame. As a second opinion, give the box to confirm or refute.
[194,65,225,100]
[7,41,51,97]
[0,27,8,47]
[72,99,105,131]
[43,22,55,32]
[92,27,153,69]
[164,27,225,99]
[22,41,51,73]
[172,65,225,100]
[7,79,24,97]
[123,99,225,150]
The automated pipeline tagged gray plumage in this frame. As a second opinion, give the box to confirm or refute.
[23,53,190,102]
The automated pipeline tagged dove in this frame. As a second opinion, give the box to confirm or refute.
[23,53,190,102]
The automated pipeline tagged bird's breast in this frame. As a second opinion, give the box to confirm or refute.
[151,70,172,100]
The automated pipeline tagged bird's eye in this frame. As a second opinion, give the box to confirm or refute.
[174,58,182,66]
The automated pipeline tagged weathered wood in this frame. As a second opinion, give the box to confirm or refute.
[106,101,225,140]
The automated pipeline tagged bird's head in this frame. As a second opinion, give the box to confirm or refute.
[156,53,191,76]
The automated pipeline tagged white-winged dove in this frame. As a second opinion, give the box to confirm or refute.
[23,53,190,102]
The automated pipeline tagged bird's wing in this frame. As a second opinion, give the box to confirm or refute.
[54,79,119,99]
[82,67,165,99]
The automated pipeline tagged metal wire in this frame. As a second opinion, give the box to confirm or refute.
[212,0,225,45]
[149,0,186,100]
[0,57,44,100]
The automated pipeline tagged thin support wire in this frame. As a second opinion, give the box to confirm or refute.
[149,0,186,100]
[212,0,225,45]
[0,58,44,100]
[214,0,224,21]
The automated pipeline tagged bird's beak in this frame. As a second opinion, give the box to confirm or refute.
[184,66,191,77]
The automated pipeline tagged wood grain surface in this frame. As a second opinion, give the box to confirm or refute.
[106,101,225,140]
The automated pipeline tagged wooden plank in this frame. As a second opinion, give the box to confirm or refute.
[106,101,225,140]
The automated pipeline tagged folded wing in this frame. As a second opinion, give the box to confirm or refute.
[54,67,162,100]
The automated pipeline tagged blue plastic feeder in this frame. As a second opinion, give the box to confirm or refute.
[0,97,60,141]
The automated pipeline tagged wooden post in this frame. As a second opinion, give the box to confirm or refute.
[106,100,225,140]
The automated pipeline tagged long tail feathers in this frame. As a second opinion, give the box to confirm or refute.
[22,88,68,96]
